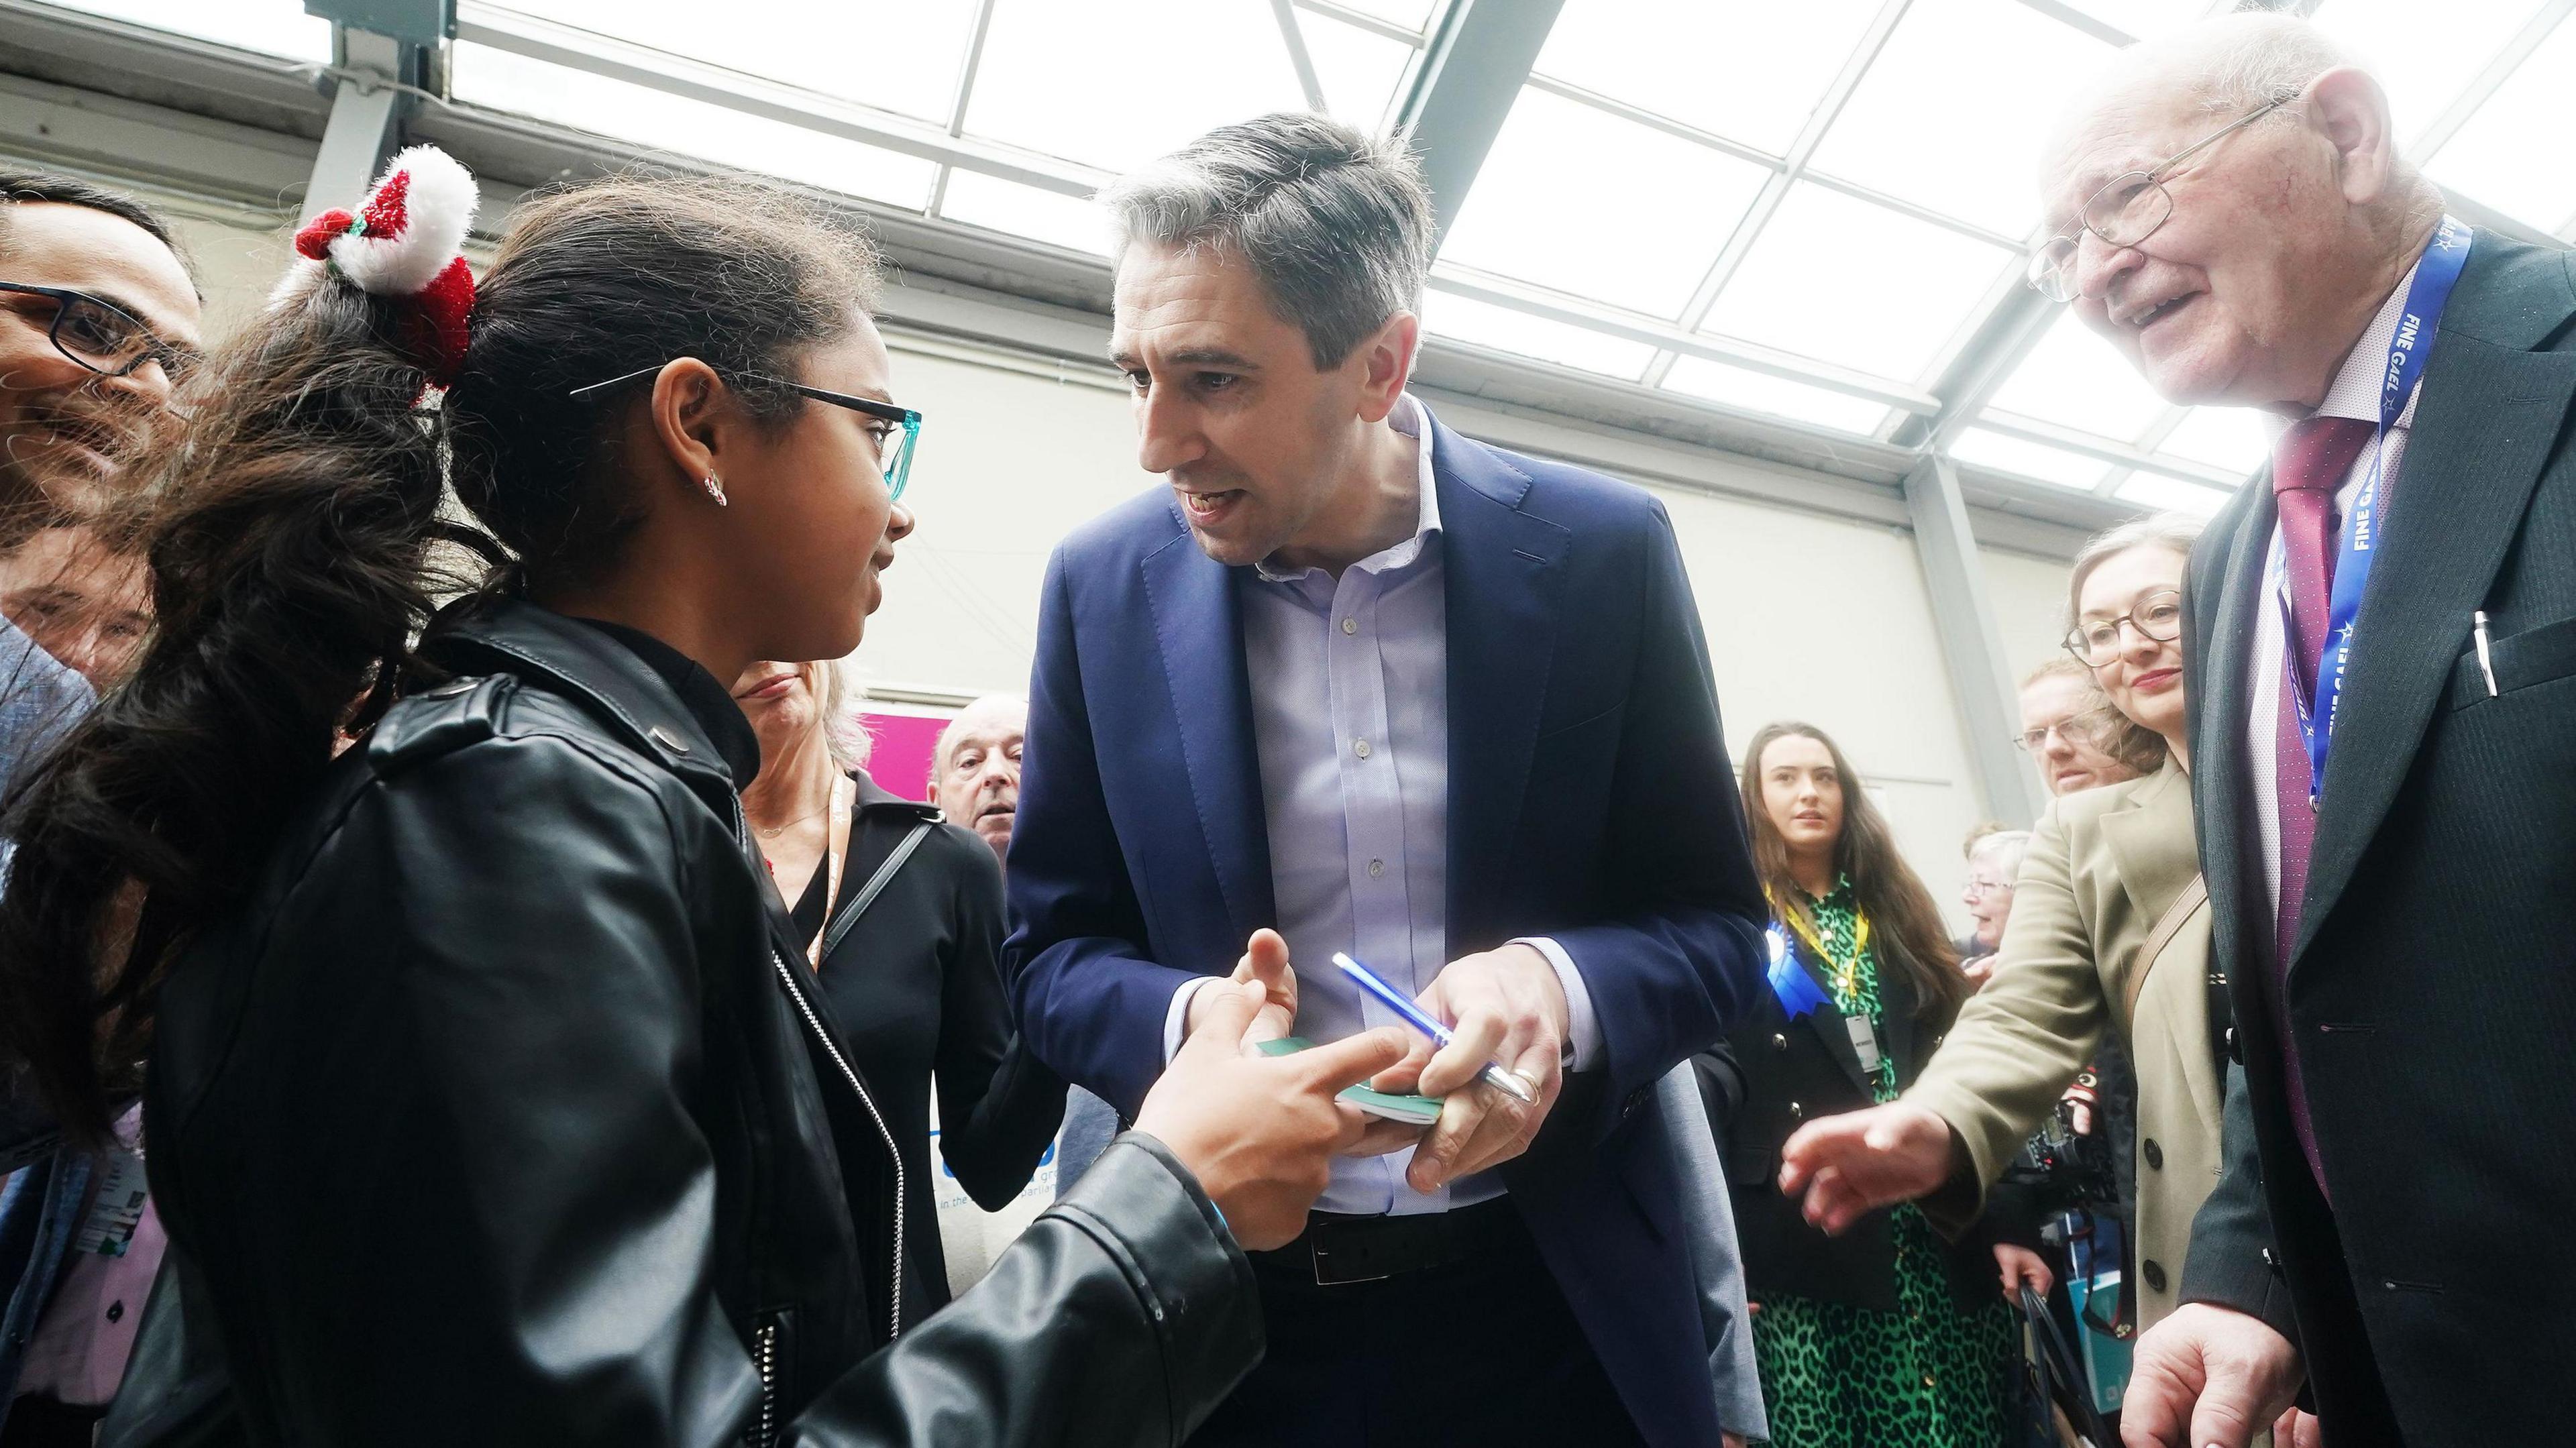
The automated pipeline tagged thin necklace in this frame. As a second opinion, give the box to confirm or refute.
[753,779,836,840]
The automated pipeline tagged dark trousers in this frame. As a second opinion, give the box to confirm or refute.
[1,1396,105,1448]
[1192,1203,1646,1447]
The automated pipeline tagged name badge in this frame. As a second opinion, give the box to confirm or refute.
[74,1148,150,1259]
[1845,1013,1882,1077]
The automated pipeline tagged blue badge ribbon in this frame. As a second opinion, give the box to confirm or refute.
[1766,924,1830,1020]
[2281,215,2472,804]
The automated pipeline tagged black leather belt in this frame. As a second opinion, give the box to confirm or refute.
[1256,1197,1521,1286]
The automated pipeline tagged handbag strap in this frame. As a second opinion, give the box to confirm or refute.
[818,820,936,964]
[2121,875,2208,1027]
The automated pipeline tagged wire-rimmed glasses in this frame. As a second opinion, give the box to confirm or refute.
[0,280,199,384]
[569,363,923,501]
[2025,95,2294,303]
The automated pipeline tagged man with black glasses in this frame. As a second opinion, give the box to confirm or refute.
[0,172,200,543]
[0,170,198,1448]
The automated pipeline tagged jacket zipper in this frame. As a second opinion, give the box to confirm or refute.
[753,1319,780,1448]
[732,797,907,1344]
[768,946,907,1344]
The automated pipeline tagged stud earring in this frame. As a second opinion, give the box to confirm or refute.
[701,472,728,507]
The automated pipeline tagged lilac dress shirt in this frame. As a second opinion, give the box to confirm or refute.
[1159,396,1602,1216]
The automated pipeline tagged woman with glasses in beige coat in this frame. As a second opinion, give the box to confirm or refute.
[1775,514,2223,1333]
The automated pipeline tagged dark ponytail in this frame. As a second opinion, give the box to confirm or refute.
[0,173,881,1141]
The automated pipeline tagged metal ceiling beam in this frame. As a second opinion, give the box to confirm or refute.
[1975,408,2241,488]
[2407,0,2573,164]
[1389,0,1567,239]
[1519,72,2020,250]
[1642,0,1913,389]
[2010,0,2135,46]
[1271,0,1328,113]
[1888,266,2059,451]
[922,0,1000,218]
[301,27,409,222]
[0,0,2163,563]
[1426,264,1943,414]
[1904,453,2049,825]
[449,1,1111,199]
[1293,0,1421,46]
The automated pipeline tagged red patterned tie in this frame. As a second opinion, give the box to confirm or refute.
[2269,415,2377,1193]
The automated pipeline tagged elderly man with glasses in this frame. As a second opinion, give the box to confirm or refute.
[2023,15,2576,1448]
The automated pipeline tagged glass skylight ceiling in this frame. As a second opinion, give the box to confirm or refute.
[47,0,2575,517]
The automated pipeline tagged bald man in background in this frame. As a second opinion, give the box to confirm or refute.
[932,694,1026,865]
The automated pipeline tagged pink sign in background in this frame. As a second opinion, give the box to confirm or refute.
[861,710,951,803]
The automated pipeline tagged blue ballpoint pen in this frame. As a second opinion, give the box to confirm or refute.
[1331,951,1540,1105]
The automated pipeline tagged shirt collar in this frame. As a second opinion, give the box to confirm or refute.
[1253,392,1442,585]
[2314,246,2429,427]
[572,618,765,789]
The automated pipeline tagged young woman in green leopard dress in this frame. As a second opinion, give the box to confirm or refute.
[1693,722,2039,1447]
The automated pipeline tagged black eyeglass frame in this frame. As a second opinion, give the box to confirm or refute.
[0,280,199,384]
[568,361,923,500]
[2061,588,2184,666]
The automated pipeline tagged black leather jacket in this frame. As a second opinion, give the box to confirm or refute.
[107,598,1260,1447]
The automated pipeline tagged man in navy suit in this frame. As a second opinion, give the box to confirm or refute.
[1007,114,1768,1447]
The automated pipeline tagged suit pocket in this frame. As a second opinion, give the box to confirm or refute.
[1725,1144,1776,1187]
[2449,614,2576,709]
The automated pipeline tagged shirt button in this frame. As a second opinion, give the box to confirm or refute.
[105,1300,124,1323]
[1341,617,1356,635]
[1353,738,1371,759]
[1921,1373,1937,1389]
[1368,858,1385,877]
[2143,1138,2164,1170]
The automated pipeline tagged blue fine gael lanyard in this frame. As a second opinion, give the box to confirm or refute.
[2281,215,2472,805]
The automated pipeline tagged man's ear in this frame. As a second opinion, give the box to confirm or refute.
[1351,311,1422,425]
[2307,67,2398,207]
[645,357,731,493]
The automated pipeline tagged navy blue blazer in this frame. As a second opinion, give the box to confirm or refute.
[1005,412,1768,1446]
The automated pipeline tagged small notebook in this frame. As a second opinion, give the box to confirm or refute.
[1256,1037,1445,1125]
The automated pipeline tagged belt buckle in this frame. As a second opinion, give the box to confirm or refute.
[1308,1222,1389,1286]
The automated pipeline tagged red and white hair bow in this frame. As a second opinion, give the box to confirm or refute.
[286,144,479,386]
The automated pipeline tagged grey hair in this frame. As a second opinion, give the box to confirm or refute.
[1970,828,2033,884]
[812,654,873,771]
[2050,13,2372,183]
[1100,113,1434,369]
[2158,13,2363,119]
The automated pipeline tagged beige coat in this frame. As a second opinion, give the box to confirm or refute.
[1909,759,2222,1329]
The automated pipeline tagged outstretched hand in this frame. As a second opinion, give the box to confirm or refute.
[1776,1102,1959,1234]
[1135,977,1411,1250]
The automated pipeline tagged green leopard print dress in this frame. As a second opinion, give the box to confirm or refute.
[1751,878,2017,1448]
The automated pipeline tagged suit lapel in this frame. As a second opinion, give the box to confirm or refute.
[1140,520,1276,946]
[2297,338,2576,965]
[1436,416,1571,940]
[2192,478,2276,977]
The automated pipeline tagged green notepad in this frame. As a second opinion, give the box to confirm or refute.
[1256,1037,1445,1125]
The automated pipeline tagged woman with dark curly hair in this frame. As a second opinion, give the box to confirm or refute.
[0,150,1404,1448]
